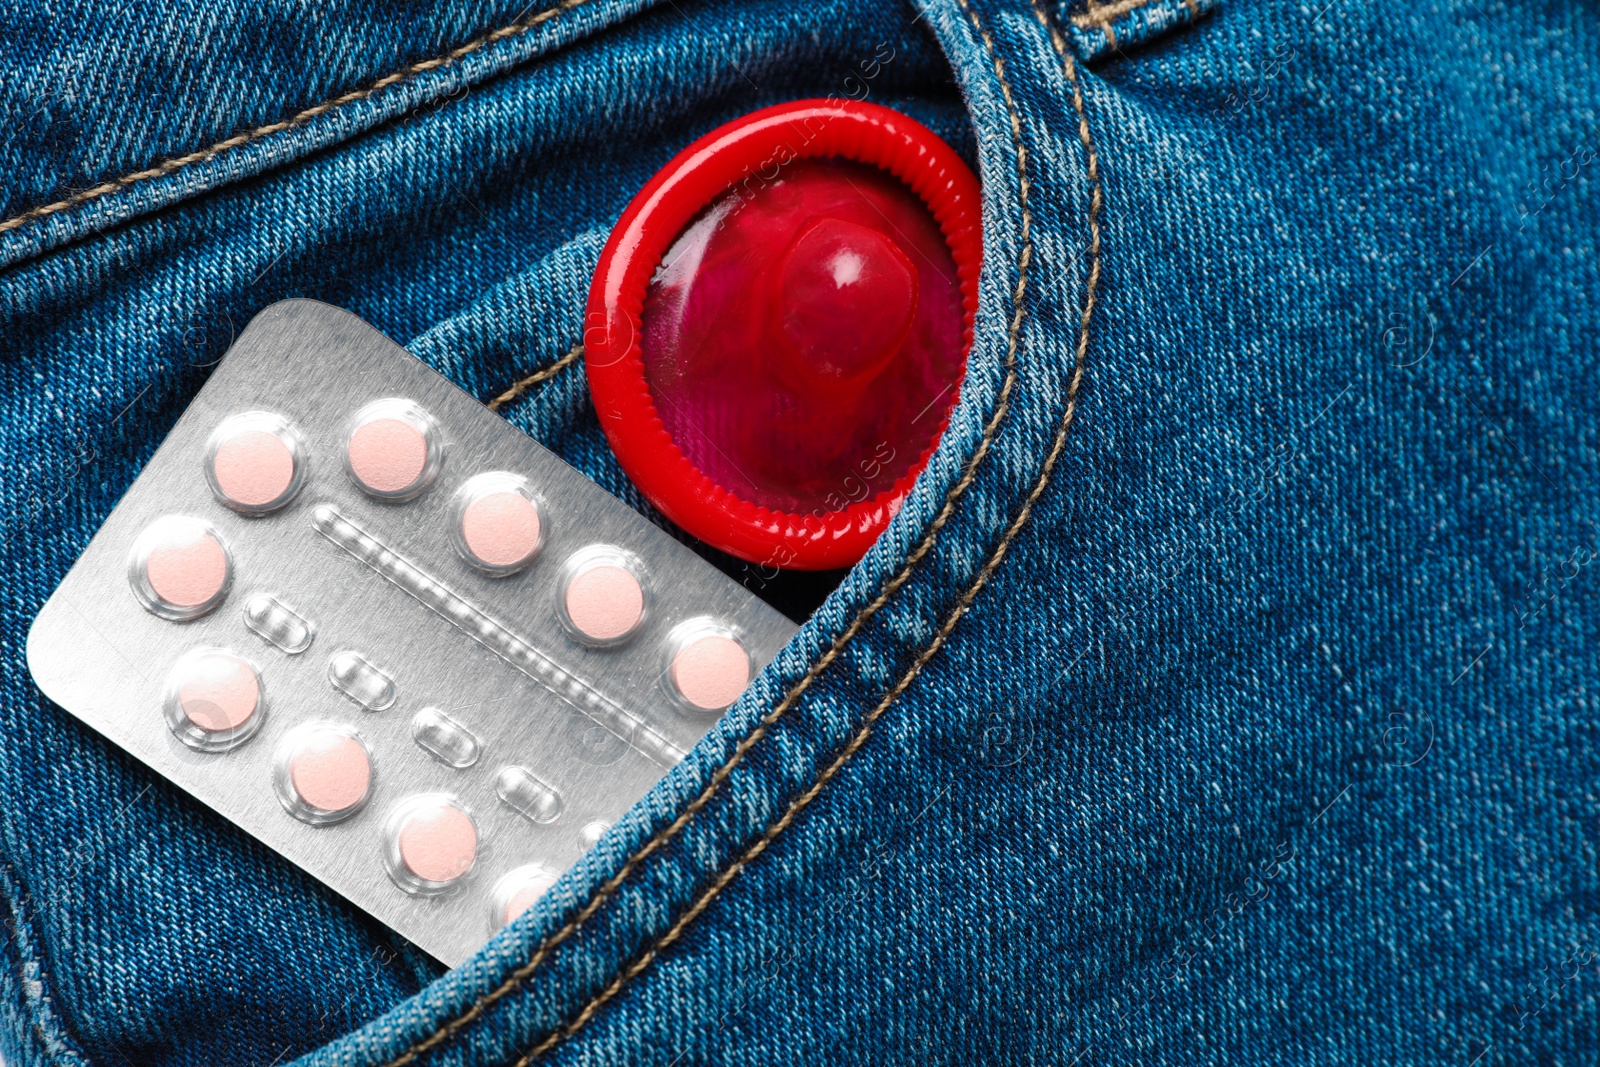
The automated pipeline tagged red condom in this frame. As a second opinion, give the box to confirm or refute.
[585,100,981,571]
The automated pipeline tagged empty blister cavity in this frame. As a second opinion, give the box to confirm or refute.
[23,300,806,968]
[345,398,442,501]
[205,411,306,514]
[274,722,372,824]
[579,820,611,850]
[558,546,646,645]
[242,593,314,654]
[386,794,478,893]
[496,766,564,824]
[163,647,263,751]
[128,516,232,621]
[328,650,396,711]
[451,472,544,575]
[494,864,558,926]
[665,619,751,712]
[313,505,688,767]
[412,707,480,768]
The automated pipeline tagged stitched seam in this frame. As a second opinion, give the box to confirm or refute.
[486,343,584,412]
[0,0,596,237]
[503,0,1105,1058]
[376,7,1047,1067]
[0,862,93,1067]
[1072,0,1161,28]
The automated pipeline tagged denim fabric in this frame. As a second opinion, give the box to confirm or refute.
[3,0,1598,1065]
[1053,0,1222,61]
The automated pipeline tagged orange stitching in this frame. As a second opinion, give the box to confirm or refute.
[1072,0,1161,28]
[486,343,583,412]
[378,16,1042,1067]
[0,0,595,237]
[498,0,1105,1059]
[381,0,1106,1060]
[1035,0,1106,384]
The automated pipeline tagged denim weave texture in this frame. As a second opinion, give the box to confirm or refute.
[1,0,1597,1065]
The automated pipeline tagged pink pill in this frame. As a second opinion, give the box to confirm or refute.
[671,633,750,711]
[348,417,428,495]
[143,525,229,610]
[460,491,541,569]
[500,868,558,925]
[565,565,643,641]
[212,429,295,509]
[288,733,371,815]
[175,652,260,733]
[397,801,477,883]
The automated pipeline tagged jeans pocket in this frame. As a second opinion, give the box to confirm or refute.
[0,3,1000,1066]
[293,0,1113,1063]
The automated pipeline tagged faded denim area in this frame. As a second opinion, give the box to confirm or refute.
[2,0,1599,1065]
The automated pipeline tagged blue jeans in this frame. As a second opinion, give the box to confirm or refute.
[3,0,1597,1063]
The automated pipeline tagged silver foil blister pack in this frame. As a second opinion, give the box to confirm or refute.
[27,300,797,965]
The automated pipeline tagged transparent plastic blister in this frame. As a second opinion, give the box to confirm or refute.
[328,650,397,711]
[557,544,650,647]
[345,398,444,502]
[25,300,798,966]
[495,765,564,824]
[385,793,479,895]
[494,863,559,926]
[663,618,753,713]
[127,515,233,621]
[205,411,307,515]
[450,472,545,576]
[412,707,480,769]
[163,647,264,752]
[274,721,374,825]
[242,592,314,654]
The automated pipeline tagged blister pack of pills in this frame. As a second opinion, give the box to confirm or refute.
[26,300,798,965]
